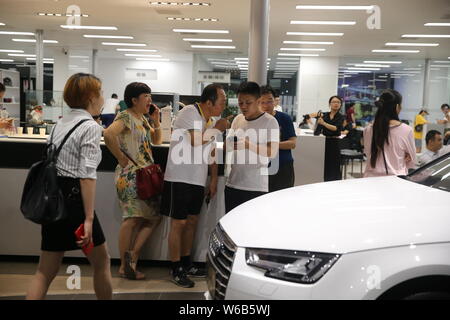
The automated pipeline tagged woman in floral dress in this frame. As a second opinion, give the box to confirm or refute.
[104,82,162,280]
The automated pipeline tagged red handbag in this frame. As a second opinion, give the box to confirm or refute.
[121,149,164,200]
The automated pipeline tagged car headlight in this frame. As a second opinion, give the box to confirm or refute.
[246,248,340,284]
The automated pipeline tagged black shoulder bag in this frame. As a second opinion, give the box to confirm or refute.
[20,119,90,225]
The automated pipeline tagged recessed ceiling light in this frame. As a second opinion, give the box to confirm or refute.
[277,57,300,61]
[283,41,334,45]
[149,2,211,6]
[287,32,344,37]
[124,54,162,57]
[280,48,326,51]
[167,17,218,22]
[191,45,236,49]
[424,23,450,27]
[278,53,320,57]
[364,60,402,64]
[70,55,89,59]
[117,48,158,52]
[0,31,34,35]
[84,35,134,39]
[173,29,229,34]
[433,61,450,63]
[0,23,5,26]
[0,59,14,62]
[290,21,356,26]
[12,39,58,43]
[26,58,54,61]
[102,42,146,46]
[276,62,300,65]
[372,49,420,53]
[136,58,170,62]
[385,42,439,47]
[431,65,450,68]
[296,5,374,10]
[402,34,450,38]
[8,53,36,57]
[0,49,24,53]
[183,38,232,42]
[61,25,118,30]
[403,68,422,71]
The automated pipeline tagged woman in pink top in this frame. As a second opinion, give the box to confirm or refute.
[364,89,416,177]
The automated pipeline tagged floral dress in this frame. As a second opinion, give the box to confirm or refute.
[114,110,160,221]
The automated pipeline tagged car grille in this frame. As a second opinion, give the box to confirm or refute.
[207,224,237,300]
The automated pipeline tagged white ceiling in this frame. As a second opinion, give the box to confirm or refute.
[0,0,449,70]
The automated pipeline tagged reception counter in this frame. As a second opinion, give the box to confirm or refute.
[0,131,325,262]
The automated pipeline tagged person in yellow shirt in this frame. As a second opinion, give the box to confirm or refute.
[414,109,429,153]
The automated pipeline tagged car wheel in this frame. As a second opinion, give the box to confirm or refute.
[403,292,450,300]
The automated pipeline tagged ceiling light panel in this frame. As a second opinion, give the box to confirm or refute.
[0,49,24,53]
[402,34,450,38]
[167,17,218,22]
[191,45,236,49]
[117,48,157,52]
[364,61,402,64]
[183,38,232,42]
[287,32,344,36]
[290,21,356,25]
[84,35,133,39]
[173,29,229,33]
[38,13,89,17]
[280,48,326,51]
[424,23,450,27]
[124,54,162,57]
[278,53,319,57]
[61,25,118,30]
[283,41,334,45]
[12,39,58,43]
[0,31,34,35]
[385,42,439,47]
[102,42,146,46]
[149,2,210,6]
[296,5,374,10]
[372,49,420,53]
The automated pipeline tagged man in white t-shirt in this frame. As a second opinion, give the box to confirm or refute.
[101,93,120,128]
[419,130,450,166]
[160,84,229,288]
[225,82,279,214]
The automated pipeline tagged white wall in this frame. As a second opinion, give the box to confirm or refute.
[428,66,450,121]
[96,55,194,99]
[297,57,339,117]
[192,54,214,95]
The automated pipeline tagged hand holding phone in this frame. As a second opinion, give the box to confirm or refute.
[75,224,94,256]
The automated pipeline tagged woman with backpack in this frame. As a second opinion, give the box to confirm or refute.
[363,89,416,177]
[26,73,112,300]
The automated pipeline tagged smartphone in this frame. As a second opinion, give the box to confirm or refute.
[149,104,156,115]
[74,224,94,256]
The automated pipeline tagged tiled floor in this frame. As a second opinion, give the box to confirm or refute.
[0,260,207,300]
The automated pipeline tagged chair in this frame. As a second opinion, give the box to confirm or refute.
[340,130,365,179]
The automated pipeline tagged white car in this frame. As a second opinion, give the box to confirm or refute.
[206,152,450,300]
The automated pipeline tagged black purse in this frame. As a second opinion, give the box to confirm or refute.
[20,119,90,225]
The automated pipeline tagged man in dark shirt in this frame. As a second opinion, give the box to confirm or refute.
[260,85,297,192]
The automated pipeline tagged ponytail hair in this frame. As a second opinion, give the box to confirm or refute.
[370,89,402,168]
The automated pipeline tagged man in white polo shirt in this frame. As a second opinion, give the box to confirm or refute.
[161,84,229,288]
[419,130,450,166]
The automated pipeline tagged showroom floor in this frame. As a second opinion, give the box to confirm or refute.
[0,162,364,300]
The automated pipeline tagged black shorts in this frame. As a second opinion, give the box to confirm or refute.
[41,177,106,252]
[269,161,295,193]
[225,186,266,214]
[160,181,205,220]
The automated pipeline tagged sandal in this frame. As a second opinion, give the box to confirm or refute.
[124,251,146,280]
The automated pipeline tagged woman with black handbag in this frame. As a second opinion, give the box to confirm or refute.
[104,82,162,280]
[26,73,112,300]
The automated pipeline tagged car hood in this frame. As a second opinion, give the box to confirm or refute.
[220,176,450,254]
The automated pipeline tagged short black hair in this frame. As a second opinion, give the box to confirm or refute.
[442,104,450,110]
[112,93,118,99]
[237,81,261,99]
[260,85,276,98]
[0,82,4,93]
[329,95,344,105]
[124,82,151,108]
[200,84,223,105]
[426,130,442,145]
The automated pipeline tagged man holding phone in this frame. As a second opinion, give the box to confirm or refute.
[160,84,229,288]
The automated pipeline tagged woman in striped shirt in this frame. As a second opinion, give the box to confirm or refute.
[26,73,113,300]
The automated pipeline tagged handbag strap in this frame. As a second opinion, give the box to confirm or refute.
[120,148,139,166]
[52,119,91,160]
[382,148,389,175]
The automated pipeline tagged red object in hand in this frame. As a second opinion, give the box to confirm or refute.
[74,224,94,256]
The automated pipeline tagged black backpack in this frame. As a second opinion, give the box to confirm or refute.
[415,124,424,133]
[20,119,90,225]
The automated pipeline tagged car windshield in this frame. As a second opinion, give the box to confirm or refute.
[404,152,450,192]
